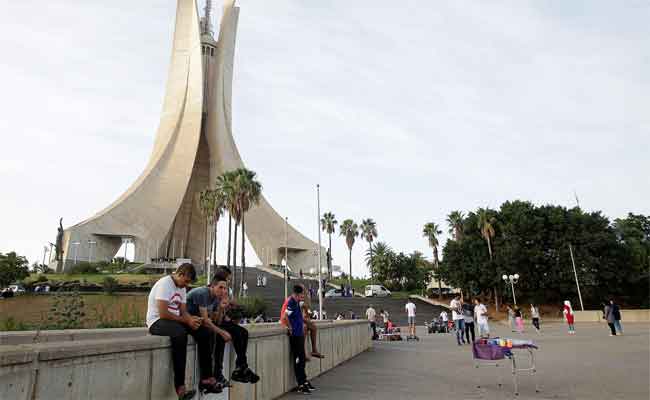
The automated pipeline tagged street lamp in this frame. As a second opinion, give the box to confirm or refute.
[502,273,520,306]
[281,257,288,299]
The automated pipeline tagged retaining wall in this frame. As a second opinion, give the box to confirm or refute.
[0,320,371,400]
[572,309,650,323]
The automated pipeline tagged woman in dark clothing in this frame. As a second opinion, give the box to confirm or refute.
[604,302,617,336]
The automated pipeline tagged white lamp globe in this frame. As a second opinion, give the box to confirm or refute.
[514,273,520,280]
[502,274,508,281]
[508,274,514,280]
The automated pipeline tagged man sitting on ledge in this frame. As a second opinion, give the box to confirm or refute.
[208,267,260,386]
[146,263,218,399]
[187,270,259,389]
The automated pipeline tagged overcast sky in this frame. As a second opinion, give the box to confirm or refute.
[1,1,648,276]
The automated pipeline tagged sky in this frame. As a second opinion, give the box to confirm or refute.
[0,0,648,277]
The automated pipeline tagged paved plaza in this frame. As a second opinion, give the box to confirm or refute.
[281,322,649,400]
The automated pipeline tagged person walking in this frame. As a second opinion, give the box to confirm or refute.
[604,301,617,336]
[366,304,378,340]
[514,307,524,333]
[450,296,465,345]
[530,304,541,334]
[405,299,417,338]
[440,310,449,333]
[563,300,575,335]
[474,299,489,338]
[380,309,390,332]
[611,299,623,335]
[462,300,475,343]
[507,305,516,332]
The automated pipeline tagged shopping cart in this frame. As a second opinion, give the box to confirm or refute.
[472,338,540,396]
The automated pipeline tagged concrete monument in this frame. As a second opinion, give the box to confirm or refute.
[56,0,321,272]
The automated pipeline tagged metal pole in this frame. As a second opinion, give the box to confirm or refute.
[511,281,517,306]
[124,239,128,263]
[568,244,585,311]
[317,184,323,320]
[42,246,48,266]
[285,217,289,299]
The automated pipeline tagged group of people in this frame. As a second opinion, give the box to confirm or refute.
[255,273,267,288]
[146,264,259,400]
[447,296,490,345]
[505,304,542,334]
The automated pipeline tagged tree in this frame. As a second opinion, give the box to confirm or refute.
[0,252,30,288]
[339,219,359,290]
[423,222,443,299]
[365,242,394,285]
[321,212,338,280]
[446,211,465,241]
[233,168,262,296]
[217,171,238,270]
[477,208,499,310]
[198,188,225,281]
[360,218,378,283]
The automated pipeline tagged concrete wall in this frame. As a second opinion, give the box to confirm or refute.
[573,309,650,323]
[0,321,371,400]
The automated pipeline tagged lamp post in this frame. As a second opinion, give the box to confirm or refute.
[316,184,323,320]
[502,273,520,306]
[281,257,288,299]
[42,245,49,267]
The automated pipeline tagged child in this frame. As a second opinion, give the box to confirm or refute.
[563,300,575,335]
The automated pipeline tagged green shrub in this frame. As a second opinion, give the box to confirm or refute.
[236,296,267,319]
[69,262,99,274]
[35,274,49,283]
[0,317,32,331]
[102,276,119,294]
[48,289,85,329]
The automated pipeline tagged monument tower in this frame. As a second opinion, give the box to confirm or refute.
[57,0,321,272]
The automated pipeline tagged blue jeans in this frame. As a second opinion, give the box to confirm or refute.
[614,320,623,333]
[455,319,466,344]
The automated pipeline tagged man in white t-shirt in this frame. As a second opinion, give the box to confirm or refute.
[405,299,417,337]
[450,296,466,345]
[366,305,377,340]
[147,263,207,400]
[474,298,490,338]
[439,310,449,333]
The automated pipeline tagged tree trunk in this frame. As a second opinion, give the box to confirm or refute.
[241,212,246,295]
[226,215,232,268]
[348,247,353,292]
[233,221,238,297]
[212,217,218,269]
[494,287,499,313]
[434,248,442,300]
[203,218,208,276]
[328,233,332,280]
[369,242,374,285]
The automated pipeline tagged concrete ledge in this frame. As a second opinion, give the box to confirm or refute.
[1,321,371,400]
[573,309,650,323]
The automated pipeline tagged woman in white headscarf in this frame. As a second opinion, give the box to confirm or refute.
[562,300,575,335]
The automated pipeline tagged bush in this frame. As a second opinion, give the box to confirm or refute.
[0,317,32,331]
[236,296,267,319]
[69,262,99,274]
[35,274,49,283]
[48,289,86,329]
[102,276,119,295]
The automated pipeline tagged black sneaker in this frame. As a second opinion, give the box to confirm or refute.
[199,381,222,394]
[177,389,196,400]
[296,384,312,395]
[305,381,316,391]
[231,367,260,384]
[215,375,231,388]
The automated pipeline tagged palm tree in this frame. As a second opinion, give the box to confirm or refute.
[216,171,237,270]
[477,207,498,311]
[320,212,338,280]
[360,218,378,283]
[365,242,393,285]
[446,211,465,241]
[234,168,262,295]
[423,222,443,299]
[198,188,225,281]
[339,219,359,291]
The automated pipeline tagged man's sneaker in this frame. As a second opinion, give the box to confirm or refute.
[199,381,222,394]
[231,367,260,384]
[215,375,232,388]
[305,381,316,391]
[296,384,312,394]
